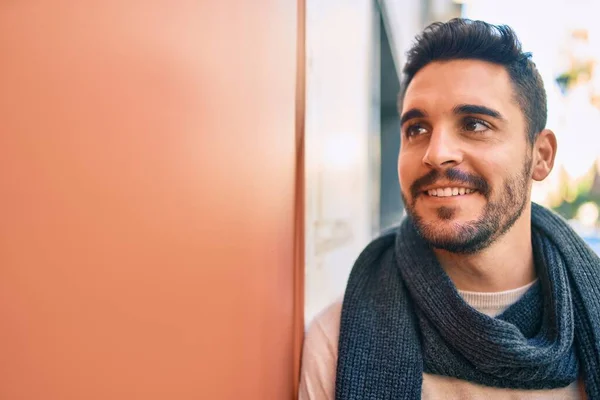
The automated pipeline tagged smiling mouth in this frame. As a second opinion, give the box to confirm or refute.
[425,187,477,197]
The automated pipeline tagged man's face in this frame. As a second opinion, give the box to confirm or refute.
[398,59,533,254]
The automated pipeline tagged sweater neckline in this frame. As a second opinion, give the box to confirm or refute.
[457,279,538,317]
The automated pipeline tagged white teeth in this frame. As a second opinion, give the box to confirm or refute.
[426,187,476,197]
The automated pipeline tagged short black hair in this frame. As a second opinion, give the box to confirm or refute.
[399,18,547,143]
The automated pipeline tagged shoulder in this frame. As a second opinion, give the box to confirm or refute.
[298,299,342,400]
[307,299,342,347]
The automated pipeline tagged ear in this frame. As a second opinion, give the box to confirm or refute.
[532,129,557,181]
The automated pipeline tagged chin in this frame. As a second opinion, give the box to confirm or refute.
[417,204,480,224]
[408,210,495,254]
[419,218,462,237]
[414,220,493,254]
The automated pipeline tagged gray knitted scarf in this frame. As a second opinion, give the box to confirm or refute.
[336,203,600,399]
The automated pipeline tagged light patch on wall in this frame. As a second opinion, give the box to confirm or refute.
[321,132,362,172]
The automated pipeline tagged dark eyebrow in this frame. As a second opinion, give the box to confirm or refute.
[453,104,505,120]
[400,108,428,125]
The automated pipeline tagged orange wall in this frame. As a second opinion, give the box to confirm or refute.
[0,1,301,399]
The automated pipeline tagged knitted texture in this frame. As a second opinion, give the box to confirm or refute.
[335,203,600,399]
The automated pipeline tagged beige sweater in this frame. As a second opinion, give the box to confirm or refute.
[299,281,586,400]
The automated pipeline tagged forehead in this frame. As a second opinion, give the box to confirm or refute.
[402,59,518,116]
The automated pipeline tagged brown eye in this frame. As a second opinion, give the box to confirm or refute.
[464,118,490,132]
[405,124,428,138]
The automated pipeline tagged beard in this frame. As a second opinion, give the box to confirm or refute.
[400,155,532,254]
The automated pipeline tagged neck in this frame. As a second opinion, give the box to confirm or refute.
[433,208,537,292]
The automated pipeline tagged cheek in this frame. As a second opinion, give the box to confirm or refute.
[471,160,511,197]
[397,155,411,188]
[397,153,421,195]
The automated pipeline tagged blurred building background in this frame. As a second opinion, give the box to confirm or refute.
[305,0,600,323]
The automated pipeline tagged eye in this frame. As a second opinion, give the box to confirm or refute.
[463,118,490,133]
[405,123,429,138]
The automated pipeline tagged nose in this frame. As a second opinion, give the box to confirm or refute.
[422,129,463,169]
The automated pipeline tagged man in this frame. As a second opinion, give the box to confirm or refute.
[299,18,600,399]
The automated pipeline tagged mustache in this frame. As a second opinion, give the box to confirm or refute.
[410,168,490,199]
